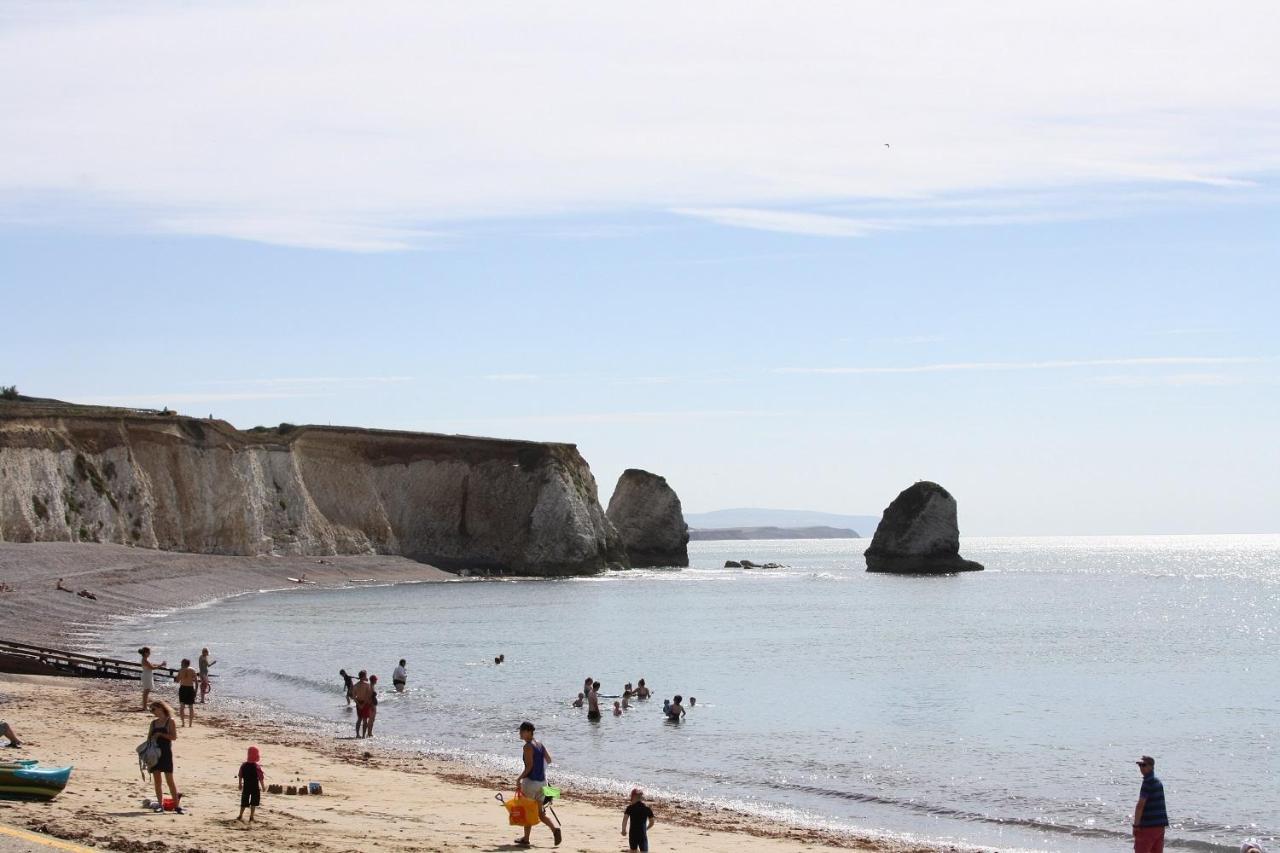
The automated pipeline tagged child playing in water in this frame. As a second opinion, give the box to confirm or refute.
[571,692,584,708]
[621,788,655,852]
[237,746,265,822]
[613,701,623,716]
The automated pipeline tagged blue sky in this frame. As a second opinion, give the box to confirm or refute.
[2,2,1278,534]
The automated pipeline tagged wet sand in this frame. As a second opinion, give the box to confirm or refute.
[0,542,452,646]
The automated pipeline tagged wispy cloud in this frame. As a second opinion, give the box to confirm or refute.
[441,409,784,427]
[1090,373,1248,387]
[775,356,1267,375]
[204,376,414,386]
[77,392,321,406]
[672,208,893,238]
[75,376,416,407]
[482,373,542,382]
[1,2,1276,249]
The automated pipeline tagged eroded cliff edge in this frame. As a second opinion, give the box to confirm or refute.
[0,400,623,576]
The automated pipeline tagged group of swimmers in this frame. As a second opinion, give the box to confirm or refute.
[337,659,413,738]
[570,677,695,722]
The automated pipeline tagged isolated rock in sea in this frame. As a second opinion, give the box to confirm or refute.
[864,482,984,573]
[606,469,690,567]
[0,398,622,577]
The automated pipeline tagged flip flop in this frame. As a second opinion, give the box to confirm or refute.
[513,839,531,847]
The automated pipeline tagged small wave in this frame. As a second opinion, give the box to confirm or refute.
[238,665,339,695]
[756,780,1252,851]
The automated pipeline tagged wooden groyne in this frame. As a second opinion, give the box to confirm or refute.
[0,639,182,681]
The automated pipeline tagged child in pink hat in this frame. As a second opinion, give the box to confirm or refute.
[237,746,265,822]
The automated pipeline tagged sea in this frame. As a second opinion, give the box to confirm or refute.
[93,535,1280,852]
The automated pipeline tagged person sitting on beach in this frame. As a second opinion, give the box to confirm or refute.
[351,671,373,738]
[587,681,602,720]
[666,695,686,722]
[237,745,265,822]
[393,659,407,692]
[175,659,198,727]
[515,721,562,847]
[0,720,20,748]
[613,701,623,717]
[198,648,215,704]
[55,578,71,593]
[621,788,656,853]
[146,701,183,813]
[139,647,167,712]
[571,692,584,708]
[634,679,650,700]
[339,669,354,707]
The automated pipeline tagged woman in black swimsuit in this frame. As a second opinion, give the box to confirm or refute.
[147,701,183,813]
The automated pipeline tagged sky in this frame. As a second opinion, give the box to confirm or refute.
[1,1,1278,535]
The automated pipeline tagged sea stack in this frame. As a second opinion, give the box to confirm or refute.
[864,481,984,573]
[606,469,690,567]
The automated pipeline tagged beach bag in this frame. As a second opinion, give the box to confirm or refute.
[504,793,542,827]
[136,738,161,777]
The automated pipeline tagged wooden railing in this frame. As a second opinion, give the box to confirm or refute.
[0,639,185,681]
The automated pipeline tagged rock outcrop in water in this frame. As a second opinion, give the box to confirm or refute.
[605,469,689,567]
[864,481,983,573]
[0,398,624,576]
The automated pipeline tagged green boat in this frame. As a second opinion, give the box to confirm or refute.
[0,760,73,801]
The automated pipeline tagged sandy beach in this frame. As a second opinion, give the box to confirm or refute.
[0,675,933,853]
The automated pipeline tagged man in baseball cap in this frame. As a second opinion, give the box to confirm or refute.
[1132,755,1169,853]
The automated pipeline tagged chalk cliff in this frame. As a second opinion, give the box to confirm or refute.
[0,400,623,576]
[606,469,689,567]
[864,481,984,573]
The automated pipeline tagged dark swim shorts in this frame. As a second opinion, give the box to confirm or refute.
[178,685,197,706]
[240,789,261,808]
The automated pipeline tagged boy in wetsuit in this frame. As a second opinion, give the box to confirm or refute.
[621,788,655,852]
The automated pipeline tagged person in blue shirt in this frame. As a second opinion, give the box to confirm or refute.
[515,721,562,847]
[1132,755,1169,853]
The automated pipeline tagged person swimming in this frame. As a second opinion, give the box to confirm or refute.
[635,679,651,700]
[666,695,686,721]
[571,692,584,708]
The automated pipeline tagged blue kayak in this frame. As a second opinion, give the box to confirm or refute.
[0,760,73,801]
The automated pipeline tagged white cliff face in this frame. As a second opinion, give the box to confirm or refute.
[863,481,983,573]
[0,410,619,576]
[606,468,689,568]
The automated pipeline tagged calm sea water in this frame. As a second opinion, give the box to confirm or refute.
[96,536,1280,852]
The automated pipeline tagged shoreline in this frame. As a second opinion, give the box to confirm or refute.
[0,674,937,853]
[0,541,949,852]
